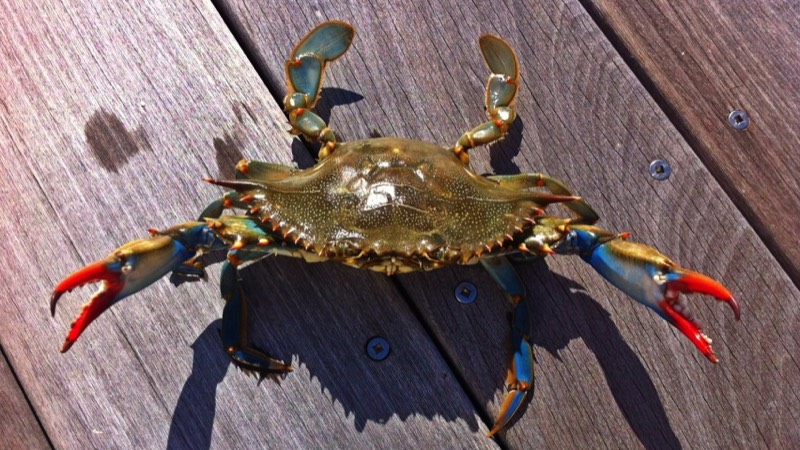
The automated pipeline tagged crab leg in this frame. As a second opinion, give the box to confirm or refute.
[453,34,520,164]
[284,21,355,158]
[207,214,327,374]
[197,191,249,221]
[480,256,534,437]
[220,259,292,375]
[557,225,740,362]
[198,159,298,219]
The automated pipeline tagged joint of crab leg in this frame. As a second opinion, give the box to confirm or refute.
[453,146,470,164]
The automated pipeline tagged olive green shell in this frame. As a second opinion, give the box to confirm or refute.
[243,137,545,271]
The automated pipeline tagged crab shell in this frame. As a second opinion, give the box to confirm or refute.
[218,137,560,275]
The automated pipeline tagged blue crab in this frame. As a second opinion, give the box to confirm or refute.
[51,21,739,436]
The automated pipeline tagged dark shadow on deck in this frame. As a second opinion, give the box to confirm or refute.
[489,116,523,175]
[521,261,681,450]
[84,109,152,172]
[165,257,679,449]
[166,321,227,450]
[166,259,486,449]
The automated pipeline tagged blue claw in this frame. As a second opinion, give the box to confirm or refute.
[560,225,739,363]
[50,222,220,352]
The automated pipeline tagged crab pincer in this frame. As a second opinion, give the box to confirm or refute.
[566,227,740,362]
[51,223,217,352]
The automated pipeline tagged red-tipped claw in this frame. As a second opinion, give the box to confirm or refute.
[585,237,739,362]
[660,267,739,363]
[51,260,125,352]
[51,234,195,352]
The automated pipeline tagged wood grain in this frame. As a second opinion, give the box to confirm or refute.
[0,349,51,450]
[220,0,800,448]
[581,0,800,285]
[0,1,496,448]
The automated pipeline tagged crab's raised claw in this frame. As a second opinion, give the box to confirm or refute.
[563,225,739,363]
[51,222,220,352]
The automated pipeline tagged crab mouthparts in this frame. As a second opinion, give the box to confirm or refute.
[51,260,124,353]
[659,269,740,363]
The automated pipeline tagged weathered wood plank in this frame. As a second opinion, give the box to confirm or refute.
[220,0,800,448]
[0,349,51,449]
[0,1,497,448]
[581,0,800,285]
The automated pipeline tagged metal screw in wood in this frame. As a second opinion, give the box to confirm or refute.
[455,281,477,303]
[728,109,750,130]
[366,336,390,361]
[649,160,672,180]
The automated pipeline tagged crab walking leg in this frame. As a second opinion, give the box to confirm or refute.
[233,159,296,182]
[219,259,292,374]
[488,173,600,225]
[556,225,741,362]
[199,159,299,220]
[452,34,520,165]
[480,256,534,437]
[196,191,250,222]
[204,214,325,374]
[283,21,355,158]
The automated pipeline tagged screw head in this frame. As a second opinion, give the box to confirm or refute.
[455,281,477,303]
[366,336,390,361]
[649,160,672,181]
[728,109,750,130]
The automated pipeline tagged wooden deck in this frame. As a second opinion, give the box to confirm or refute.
[1,0,798,448]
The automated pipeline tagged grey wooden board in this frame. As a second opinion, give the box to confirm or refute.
[0,349,51,450]
[0,1,498,448]
[584,0,800,284]
[220,0,800,448]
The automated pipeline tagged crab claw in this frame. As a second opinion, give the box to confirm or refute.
[568,228,739,362]
[51,259,126,352]
[51,223,216,352]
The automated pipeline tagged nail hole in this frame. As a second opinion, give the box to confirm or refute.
[455,281,477,303]
[649,160,671,181]
[366,336,390,361]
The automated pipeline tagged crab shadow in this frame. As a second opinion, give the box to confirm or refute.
[314,87,364,126]
[165,256,679,449]
[517,261,681,449]
[165,259,482,448]
[488,116,523,175]
[166,320,228,450]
